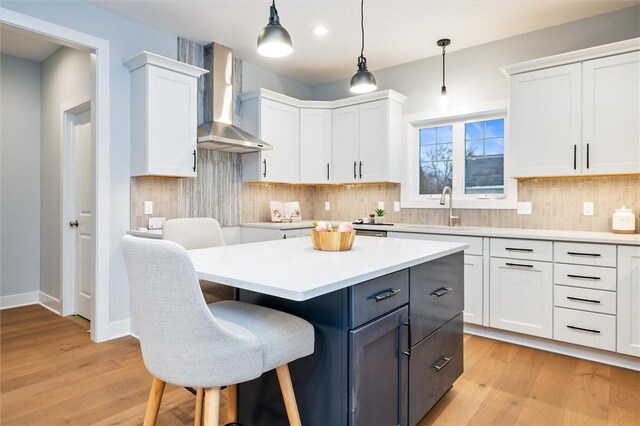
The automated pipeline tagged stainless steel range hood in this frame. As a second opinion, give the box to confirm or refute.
[197,43,272,153]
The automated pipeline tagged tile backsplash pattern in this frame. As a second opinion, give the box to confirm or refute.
[131,177,180,230]
[241,183,317,223]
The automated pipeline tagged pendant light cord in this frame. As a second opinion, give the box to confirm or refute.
[442,45,446,88]
[360,0,365,60]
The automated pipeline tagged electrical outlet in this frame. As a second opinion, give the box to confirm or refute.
[394,201,400,212]
[378,201,384,210]
[144,201,153,215]
[583,201,594,216]
[517,202,532,215]
[324,201,330,211]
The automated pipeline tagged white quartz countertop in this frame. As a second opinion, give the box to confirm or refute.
[188,236,468,301]
[241,222,640,245]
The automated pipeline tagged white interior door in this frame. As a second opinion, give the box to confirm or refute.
[71,107,93,319]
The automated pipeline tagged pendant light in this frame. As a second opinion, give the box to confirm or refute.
[257,0,293,58]
[350,0,376,94]
[437,38,451,107]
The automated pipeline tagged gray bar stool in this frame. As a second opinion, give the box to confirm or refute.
[122,235,314,426]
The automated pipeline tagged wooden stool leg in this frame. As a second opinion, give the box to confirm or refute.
[194,388,204,426]
[143,376,166,426]
[203,387,221,426]
[226,384,238,423]
[276,364,302,426]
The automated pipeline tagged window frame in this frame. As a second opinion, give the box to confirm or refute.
[401,100,517,210]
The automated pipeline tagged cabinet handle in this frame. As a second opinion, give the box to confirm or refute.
[430,287,452,297]
[192,150,197,172]
[327,163,330,180]
[263,159,267,178]
[505,262,534,268]
[402,321,411,356]
[432,356,452,371]
[567,274,601,280]
[282,234,287,239]
[69,220,79,227]
[359,161,363,179]
[567,325,600,334]
[353,161,357,179]
[505,247,533,252]
[566,296,601,304]
[368,288,401,302]
[567,251,601,257]
[586,143,590,169]
[573,144,577,170]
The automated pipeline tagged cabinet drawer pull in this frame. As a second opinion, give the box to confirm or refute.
[505,262,534,268]
[402,321,411,357]
[567,325,600,334]
[566,274,601,280]
[566,296,601,304]
[353,161,357,179]
[430,287,452,297]
[432,356,452,371]
[567,251,601,257]
[368,288,401,302]
[505,247,534,252]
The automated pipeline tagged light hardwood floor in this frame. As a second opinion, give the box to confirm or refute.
[1,305,638,425]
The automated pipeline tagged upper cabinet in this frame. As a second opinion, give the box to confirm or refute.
[124,51,207,177]
[240,94,300,183]
[507,41,639,178]
[239,89,406,184]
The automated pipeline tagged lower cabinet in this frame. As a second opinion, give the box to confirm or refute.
[617,245,640,357]
[463,255,483,325]
[241,227,308,243]
[489,258,553,338]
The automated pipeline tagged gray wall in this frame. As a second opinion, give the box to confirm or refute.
[0,54,42,297]
[4,0,178,323]
[242,59,313,100]
[311,5,640,114]
[40,47,91,301]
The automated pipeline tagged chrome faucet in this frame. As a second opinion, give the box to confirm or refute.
[439,186,459,227]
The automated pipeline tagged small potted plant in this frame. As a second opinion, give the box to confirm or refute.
[374,208,385,224]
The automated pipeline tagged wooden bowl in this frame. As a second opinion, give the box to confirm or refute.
[310,229,356,251]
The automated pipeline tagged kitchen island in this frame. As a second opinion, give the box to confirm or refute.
[189,236,467,426]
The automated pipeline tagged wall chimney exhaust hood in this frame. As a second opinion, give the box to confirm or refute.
[197,43,272,153]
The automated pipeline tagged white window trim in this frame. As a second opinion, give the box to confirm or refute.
[401,100,517,210]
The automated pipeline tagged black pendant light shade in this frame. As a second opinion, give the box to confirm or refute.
[437,38,450,104]
[257,0,292,58]
[350,0,376,93]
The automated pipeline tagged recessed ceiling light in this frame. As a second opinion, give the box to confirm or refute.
[313,26,328,36]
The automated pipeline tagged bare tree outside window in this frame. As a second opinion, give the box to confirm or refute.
[419,125,453,194]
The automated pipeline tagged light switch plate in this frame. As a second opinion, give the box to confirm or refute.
[394,201,400,212]
[144,201,153,215]
[517,202,532,215]
[324,201,330,211]
[583,201,594,216]
[378,201,384,210]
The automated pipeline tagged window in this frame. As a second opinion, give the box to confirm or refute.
[464,118,504,195]
[401,103,516,210]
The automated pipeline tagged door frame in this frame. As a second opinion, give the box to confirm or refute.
[61,98,91,319]
[1,7,111,342]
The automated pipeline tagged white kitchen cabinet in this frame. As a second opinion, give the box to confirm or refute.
[241,227,307,244]
[489,257,553,338]
[617,245,640,357]
[387,231,484,325]
[125,51,207,177]
[332,98,404,183]
[300,108,332,183]
[240,96,300,183]
[509,44,640,178]
[582,51,640,175]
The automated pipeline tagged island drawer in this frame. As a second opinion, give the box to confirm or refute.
[554,285,616,315]
[554,263,617,291]
[553,307,616,351]
[409,252,464,343]
[554,242,617,267]
[409,313,463,426]
[350,269,409,329]
[490,238,552,262]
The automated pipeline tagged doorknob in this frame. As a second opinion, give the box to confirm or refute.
[69,220,79,227]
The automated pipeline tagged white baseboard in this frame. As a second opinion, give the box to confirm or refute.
[0,291,39,309]
[38,292,61,315]
[464,323,640,372]
[108,318,131,340]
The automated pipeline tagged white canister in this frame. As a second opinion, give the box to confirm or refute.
[612,206,636,234]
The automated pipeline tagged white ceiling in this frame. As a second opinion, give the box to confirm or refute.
[89,0,639,85]
[0,24,62,62]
